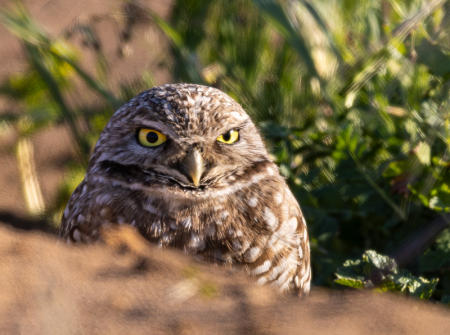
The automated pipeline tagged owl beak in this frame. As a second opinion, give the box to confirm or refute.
[181,148,204,187]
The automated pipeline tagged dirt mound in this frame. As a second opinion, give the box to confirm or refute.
[0,224,449,334]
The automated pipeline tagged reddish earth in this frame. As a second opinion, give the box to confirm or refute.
[0,224,449,334]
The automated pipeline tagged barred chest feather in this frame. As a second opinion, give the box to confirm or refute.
[62,163,311,295]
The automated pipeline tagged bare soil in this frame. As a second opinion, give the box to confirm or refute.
[1,224,449,334]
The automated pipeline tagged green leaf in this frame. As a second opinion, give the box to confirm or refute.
[419,228,450,272]
[362,250,397,272]
[334,277,365,289]
[415,142,431,166]
[416,38,450,76]
[335,250,439,299]
[392,273,439,299]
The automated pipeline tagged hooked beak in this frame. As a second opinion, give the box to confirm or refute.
[180,148,204,187]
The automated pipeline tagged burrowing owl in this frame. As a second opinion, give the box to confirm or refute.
[60,83,311,295]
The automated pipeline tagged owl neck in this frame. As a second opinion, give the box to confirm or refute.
[89,159,277,202]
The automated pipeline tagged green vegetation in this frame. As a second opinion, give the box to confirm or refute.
[0,0,448,302]
[335,250,439,299]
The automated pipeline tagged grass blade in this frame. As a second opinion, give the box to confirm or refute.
[24,42,90,163]
[252,0,320,79]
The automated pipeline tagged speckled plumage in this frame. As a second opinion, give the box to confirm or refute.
[60,83,311,295]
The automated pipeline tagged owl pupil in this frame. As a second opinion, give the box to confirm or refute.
[146,132,158,143]
[223,132,231,141]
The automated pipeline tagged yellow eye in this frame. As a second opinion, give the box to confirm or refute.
[137,128,167,147]
[217,129,239,144]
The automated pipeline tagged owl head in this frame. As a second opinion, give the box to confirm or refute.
[88,84,269,197]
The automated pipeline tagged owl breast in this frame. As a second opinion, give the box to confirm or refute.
[62,159,311,295]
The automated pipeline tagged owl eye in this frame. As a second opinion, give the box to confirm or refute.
[137,128,167,147]
[217,129,239,144]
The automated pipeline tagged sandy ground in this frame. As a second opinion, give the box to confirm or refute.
[0,224,449,334]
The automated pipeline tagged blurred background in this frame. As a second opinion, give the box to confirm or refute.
[0,0,448,303]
